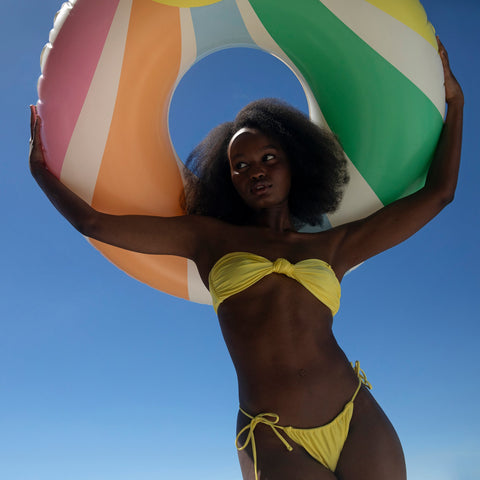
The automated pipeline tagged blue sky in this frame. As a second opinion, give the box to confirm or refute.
[1,1,479,479]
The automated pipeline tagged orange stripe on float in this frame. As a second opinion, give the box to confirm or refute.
[91,1,189,299]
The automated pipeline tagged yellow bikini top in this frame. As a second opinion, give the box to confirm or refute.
[208,252,341,314]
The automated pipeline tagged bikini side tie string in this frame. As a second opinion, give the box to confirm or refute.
[236,408,293,480]
[352,360,372,390]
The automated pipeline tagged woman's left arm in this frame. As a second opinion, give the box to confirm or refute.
[332,39,464,273]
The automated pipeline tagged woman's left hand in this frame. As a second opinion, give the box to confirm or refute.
[437,37,464,105]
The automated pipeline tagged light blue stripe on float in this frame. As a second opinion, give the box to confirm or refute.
[190,0,256,60]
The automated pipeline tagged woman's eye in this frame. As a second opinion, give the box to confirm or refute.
[236,161,248,170]
[263,154,275,162]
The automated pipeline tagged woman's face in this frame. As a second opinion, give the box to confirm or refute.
[228,128,291,211]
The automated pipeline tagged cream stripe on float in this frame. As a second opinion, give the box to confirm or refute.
[170,7,198,178]
[175,8,212,303]
[364,0,437,48]
[60,0,133,204]
[177,8,197,85]
[320,0,445,117]
[188,259,212,304]
[237,0,382,227]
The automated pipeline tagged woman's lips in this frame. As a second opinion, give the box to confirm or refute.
[250,182,271,195]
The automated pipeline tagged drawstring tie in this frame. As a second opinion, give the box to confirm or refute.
[235,410,293,480]
[351,360,372,390]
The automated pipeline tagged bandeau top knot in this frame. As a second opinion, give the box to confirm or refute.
[272,258,295,276]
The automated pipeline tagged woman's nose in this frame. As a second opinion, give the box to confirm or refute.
[250,165,266,179]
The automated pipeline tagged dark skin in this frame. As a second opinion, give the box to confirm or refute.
[30,39,463,479]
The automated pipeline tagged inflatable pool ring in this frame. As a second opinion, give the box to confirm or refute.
[36,0,445,304]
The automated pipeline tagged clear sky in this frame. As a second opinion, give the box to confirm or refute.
[1,1,479,479]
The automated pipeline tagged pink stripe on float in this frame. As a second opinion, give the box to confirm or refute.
[37,0,122,178]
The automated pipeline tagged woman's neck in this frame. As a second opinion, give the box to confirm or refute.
[251,205,294,232]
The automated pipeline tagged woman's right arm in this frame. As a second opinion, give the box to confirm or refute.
[29,106,212,259]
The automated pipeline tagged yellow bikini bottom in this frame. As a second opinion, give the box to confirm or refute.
[235,362,371,479]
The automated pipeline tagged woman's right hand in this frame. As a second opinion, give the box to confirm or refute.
[29,105,48,175]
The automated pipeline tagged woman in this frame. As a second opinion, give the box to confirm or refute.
[30,39,463,479]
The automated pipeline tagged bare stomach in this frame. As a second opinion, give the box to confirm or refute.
[216,276,362,428]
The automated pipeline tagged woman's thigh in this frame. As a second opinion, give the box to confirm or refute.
[335,387,407,480]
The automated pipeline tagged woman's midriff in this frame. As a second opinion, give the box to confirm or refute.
[217,275,360,428]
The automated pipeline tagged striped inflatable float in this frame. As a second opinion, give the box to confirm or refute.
[36,0,445,304]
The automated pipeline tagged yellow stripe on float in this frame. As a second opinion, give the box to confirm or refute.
[364,0,437,49]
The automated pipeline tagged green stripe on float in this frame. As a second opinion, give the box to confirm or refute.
[248,0,443,205]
